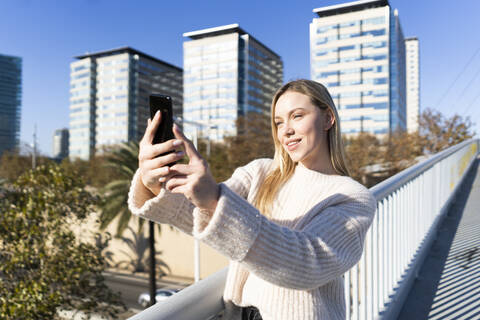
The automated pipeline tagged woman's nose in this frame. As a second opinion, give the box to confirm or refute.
[284,124,294,136]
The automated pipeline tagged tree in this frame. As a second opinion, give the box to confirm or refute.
[344,132,382,186]
[59,152,118,189]
[223,113,274,169]
[0,151,52,182]
[198,139,232,183]
[343,108,475,187]
[419,108,475,154]
[0,165,124,319]
[382,130,423,177]
[99,141,140,235]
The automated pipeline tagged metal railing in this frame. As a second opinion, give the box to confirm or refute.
[129,139,479,320]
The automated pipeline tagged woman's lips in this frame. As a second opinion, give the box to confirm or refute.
[286,139,301,151]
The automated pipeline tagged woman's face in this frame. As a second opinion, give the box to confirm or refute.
[274,91,333,168]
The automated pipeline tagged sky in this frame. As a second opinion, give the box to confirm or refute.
[1,0,480,156]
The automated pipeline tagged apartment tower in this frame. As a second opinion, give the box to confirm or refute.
[183,24,283,141]
[0,54,22,156]
[69,47,182,160]
[53,128,69,160]
[405,37,420,133]
[310,0,407,137]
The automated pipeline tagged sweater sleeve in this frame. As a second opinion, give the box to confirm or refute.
[127,169,195,234]
[127,159,269,235]
[193,183,376,290]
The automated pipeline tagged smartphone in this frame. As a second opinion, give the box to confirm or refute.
[149,94,176,164]
[149,94,175,144]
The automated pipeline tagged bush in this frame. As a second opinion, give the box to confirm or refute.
[0,165,124,319]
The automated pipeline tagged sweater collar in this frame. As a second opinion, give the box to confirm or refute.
[294,163,341,182]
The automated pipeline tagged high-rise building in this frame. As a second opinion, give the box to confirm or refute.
[69,47,182,160]
[0,54,22,156]
[183,24,283,141]
[310,0,407,137]
[405,37,419,133]
[53,128,69,160]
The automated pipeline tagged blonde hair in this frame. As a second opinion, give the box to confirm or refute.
[254,79,350,217]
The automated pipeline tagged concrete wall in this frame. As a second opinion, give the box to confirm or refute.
[72,211,229,282]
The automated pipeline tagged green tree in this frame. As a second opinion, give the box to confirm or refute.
[99,142,140,235]
[0,151,52,182]
[59,152,118,189]
[0,165,124,319]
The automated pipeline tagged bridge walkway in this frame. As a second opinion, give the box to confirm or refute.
[398,156,480,320]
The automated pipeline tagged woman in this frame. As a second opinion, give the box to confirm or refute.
[128,79,376,320]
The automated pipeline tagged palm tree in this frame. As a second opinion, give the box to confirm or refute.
[99,141,162,307]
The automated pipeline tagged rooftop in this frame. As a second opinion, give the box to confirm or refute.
[74,46,182,72]
[183,23,246,39]
[183,24,281,60]
[313,0,389,18]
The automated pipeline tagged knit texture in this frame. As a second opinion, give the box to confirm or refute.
[128,158,376,320]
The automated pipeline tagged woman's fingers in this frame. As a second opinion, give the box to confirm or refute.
[143,150,185,170]
[172,123,202,161]
[169,163,196,176]
[139,139,184,162]
[142,110,161,145]
[143,166,170,186]
[165,175,189,192]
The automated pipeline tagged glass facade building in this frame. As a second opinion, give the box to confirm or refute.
[183,24,283,141]
[69,47,182,160]
[0,54,22,156]
[310,0,407,137]
[53,128,69,160]
[405,37,419,133]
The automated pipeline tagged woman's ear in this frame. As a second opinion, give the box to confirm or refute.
[324,110,335,131]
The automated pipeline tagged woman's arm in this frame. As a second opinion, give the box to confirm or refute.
[128,119,271,234]
[193,183,376,290]
[127,153,266,234]
[128,169,195,234]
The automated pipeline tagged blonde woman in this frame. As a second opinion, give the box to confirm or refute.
[128,79,376,320]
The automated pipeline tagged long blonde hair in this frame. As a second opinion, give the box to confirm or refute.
[254,79,350,217]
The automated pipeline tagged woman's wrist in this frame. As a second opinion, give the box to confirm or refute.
[198,184,220,216]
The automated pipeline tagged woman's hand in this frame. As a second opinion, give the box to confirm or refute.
[138,111,185,195]
[163,124,220,213]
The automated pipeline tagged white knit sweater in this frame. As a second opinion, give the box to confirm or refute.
[128,158,376,320]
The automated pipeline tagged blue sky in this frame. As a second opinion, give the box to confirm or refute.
[1,0,480,156]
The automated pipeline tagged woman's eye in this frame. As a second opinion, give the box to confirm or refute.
[275,122,283,127]
[293,114,302,119]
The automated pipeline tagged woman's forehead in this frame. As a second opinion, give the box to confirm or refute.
[274,92,317,116]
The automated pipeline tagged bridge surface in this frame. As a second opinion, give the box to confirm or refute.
[398,156,480,319]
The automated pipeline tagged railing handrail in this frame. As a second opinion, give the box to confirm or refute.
[129,139,479,320]
[128,268,227,320]
[370,138,476,200]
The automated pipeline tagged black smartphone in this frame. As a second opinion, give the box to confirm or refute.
[149,94,176,164]
[149,94,175,144]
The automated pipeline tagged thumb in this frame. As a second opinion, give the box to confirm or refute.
[173,123,202,160]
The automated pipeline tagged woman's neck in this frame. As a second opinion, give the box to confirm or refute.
[298,154,337,175]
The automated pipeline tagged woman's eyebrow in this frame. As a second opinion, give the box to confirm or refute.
[274,107,307,119]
